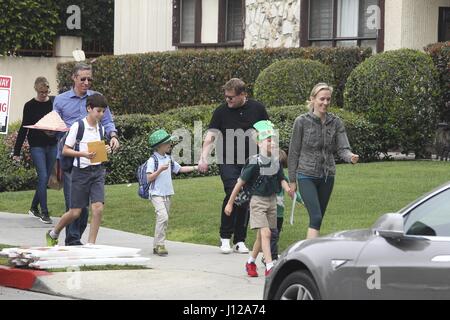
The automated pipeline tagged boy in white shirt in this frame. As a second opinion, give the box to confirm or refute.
[46,94,111,246]
[146,129,197,256]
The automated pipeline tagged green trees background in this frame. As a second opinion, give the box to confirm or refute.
[0,0,114,55]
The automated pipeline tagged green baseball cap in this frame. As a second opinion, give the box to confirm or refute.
[148,129,177,148]
[253,120,275,142]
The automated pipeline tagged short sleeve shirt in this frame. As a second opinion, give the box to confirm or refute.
[65,118,103,168]
[208,99,269,164]
[146,152,181,196]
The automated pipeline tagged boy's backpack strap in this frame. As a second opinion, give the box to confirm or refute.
[169,155,176,175]
[150,154,159,191]
[75,119,85,168]
[98,122,104,141]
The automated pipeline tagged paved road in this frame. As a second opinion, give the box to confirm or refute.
[0,286,72,300]
[0,211,265,300]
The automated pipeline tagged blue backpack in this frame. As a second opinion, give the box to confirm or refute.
[137,154,175,199]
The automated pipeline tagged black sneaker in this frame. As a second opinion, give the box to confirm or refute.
[28,207,41,219]
[39,213,53,224]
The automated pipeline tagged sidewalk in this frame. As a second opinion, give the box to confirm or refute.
[0,211,265,300]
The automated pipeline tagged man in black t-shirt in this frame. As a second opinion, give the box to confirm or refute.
[198,78,269,254]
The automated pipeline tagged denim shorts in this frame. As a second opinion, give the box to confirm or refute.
[70,165,105,209]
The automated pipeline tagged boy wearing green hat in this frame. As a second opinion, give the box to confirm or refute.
[224,120,291,277]
[146,129,198,256]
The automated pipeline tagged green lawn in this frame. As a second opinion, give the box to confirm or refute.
[1,161,449,252]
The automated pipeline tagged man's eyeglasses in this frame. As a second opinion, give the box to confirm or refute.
[225,95,238,101]
[38,90,51,95]
[79,77,93,83]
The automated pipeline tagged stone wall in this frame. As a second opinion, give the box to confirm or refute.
[244,0,301,49]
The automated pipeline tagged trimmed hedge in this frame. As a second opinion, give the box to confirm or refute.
[344,49,441,157]
[57,47,372,113]
[254,58,334,107]
[424,42,450,122]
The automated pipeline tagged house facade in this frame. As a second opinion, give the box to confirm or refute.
[114,0,450,55]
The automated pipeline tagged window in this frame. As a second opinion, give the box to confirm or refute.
[173,0,201,45]
[173,0,243,48]
[404,188,450,237]
[301,0,384,52]
[181,0,196,43]
[225,0,244,42]
[438,7,450,42]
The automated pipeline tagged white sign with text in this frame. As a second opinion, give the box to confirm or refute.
[0,75,12,135]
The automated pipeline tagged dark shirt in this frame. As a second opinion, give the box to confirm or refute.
[208,99,269,164]
[14,98,57,156]
[240,155,286,197]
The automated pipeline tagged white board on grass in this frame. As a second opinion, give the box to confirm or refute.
[29,257,150,269]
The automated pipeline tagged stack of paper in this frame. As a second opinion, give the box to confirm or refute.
[0,245,150,269]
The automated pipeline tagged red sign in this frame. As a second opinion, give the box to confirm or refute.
[0,75,12,134]
[0,76,12,89]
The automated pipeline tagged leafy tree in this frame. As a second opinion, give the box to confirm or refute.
[56,0,114,53]
[0,0,60,55]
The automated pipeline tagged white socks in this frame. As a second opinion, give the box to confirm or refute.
[247,256,256,264]
[266,262,274,270]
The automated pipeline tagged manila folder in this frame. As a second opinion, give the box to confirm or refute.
[87,141,108,163]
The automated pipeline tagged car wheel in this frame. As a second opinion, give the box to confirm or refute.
[274,270,320,300]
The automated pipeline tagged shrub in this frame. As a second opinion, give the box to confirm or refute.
[0,132,36,192]
[0,0,59,55]
[57,47,372,114]
[424,42,450,122]
[344,49,441,157]
[253,59,334,107]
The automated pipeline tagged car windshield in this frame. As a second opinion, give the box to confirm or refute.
[398,183,450,214]
[403,187,450,237]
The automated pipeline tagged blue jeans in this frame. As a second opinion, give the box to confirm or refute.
[63,169,89,245]
[30,145,57,214]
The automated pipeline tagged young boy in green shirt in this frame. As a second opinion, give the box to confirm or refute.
[225,120,291,277]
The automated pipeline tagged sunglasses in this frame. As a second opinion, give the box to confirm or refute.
[225,95,239,101]
[79,77,93,82]
[38,90,51,95]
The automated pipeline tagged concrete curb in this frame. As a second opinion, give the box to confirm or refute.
[0,266,51,290]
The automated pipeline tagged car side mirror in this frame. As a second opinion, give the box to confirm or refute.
[372,213,405,239]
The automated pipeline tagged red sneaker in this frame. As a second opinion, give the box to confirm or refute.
[265,267,273,277]
[245,262,258,277]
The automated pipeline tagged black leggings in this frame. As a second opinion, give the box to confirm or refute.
[297,175,335,230]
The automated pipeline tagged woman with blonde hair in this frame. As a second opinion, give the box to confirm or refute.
[13,77,57,224]
[287,83,359,239]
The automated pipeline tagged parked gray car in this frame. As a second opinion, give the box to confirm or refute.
[264,181,450,300]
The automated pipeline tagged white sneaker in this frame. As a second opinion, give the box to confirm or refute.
[233,242,249,254]
[220,238,232,254]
